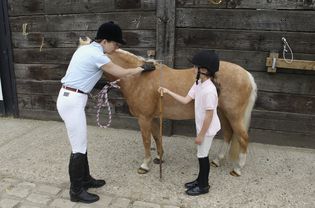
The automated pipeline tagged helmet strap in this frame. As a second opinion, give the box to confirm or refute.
[196,68,211,84]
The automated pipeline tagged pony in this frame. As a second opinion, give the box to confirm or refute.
[80,37,257,176]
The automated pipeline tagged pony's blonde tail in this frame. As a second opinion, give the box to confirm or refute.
[244,72,257,130]
[229,71,257,161]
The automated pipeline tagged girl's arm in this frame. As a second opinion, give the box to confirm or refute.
[158,87,192,104]
[195,110,213,144]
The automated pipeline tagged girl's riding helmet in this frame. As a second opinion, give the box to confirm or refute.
[192,50,220,76]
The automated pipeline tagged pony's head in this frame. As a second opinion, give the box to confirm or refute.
[78,36,92,47]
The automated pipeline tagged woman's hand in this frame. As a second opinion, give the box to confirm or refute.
[158,87,169,94]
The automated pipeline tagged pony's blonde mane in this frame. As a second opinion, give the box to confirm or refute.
[77,36,158,65]
[114,49,158,65]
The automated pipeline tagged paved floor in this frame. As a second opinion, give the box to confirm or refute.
[0,117,314,208]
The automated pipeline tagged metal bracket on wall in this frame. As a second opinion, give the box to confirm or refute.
[266,52,315,73]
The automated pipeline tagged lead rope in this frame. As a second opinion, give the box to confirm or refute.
[91,79,120,128]
[282,37,294,63]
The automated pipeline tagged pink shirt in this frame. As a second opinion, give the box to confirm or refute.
[188,79,221,136]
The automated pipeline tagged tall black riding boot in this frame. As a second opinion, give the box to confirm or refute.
[69,153,99,203]
[186,157,210,196]
[184,158,202,189]
[82,152,106,189]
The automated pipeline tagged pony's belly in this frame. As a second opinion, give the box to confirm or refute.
[163,107,194,120]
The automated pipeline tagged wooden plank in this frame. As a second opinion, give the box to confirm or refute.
[156,0,176,66]
[19,109,61,121]
[13,48,76,64]
[9,11,156,32]
[176,8,315,32]
[175,48,269,72]
[252,71,315,95]
[266,57,315,71]
[175,48,315,73]
[249,128,315,149]
[176,0,315,10]
[256,91,315,115]
[18,108,141,130]
[8,0,44,16]
[45,0,155,15]
[45,0,115,14]
[14,64,68,80]
[176,28,315,54]
[17,91,126,113]
[13,48,154,64]
[16,80,61,95]
[8,0,156,16]
[165,110,315,139]
[11,30,156,48]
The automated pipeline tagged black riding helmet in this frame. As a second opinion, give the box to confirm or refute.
[95,21,126,45]
[191,50,220,77]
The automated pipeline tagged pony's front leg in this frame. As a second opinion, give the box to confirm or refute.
[137,117,152,174]
[151,119,163,164]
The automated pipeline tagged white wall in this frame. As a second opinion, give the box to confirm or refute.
[0,79,3,101]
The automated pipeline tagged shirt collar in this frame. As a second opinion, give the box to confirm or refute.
[199,78,211,88]
[91,41,104,53]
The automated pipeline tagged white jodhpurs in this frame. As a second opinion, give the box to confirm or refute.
[57,87,88,154]
[197,135,214,158]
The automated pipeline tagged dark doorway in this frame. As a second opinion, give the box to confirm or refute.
[0,0,18,116]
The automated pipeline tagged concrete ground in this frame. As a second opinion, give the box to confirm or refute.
[0,117,314,208]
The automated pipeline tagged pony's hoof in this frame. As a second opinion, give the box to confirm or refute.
[153,158,164,164]
[210,160,219,167]
[229,170,241,177]
[137,167,149,174]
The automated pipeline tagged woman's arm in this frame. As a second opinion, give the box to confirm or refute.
[101,62,143,78]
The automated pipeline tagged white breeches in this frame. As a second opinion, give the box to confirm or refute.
[57,88,88,154]
[197,135,214,158]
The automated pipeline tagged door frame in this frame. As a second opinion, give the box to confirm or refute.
[0,0,18,116]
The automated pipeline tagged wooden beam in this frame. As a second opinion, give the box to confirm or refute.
[156,0,176,136]
[266,52,315,73]
[156,0,176,67]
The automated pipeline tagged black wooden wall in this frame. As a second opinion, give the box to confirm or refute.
[7,0,315,147]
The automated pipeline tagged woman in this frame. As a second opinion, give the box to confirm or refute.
[57,21,155,203]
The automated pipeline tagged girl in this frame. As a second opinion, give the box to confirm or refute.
[158,50,220,196]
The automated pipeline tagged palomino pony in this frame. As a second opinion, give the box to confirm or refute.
[80,37,257,176]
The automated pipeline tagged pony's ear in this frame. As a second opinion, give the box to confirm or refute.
[78,36,91,47]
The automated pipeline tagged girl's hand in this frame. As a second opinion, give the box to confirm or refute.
[195,135,203,145]
[158,87,169,94]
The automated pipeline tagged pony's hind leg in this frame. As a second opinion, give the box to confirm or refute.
[151,119,163,164]
[229,120,249,177]
[137,116,153,174]
[211,112,232,167]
